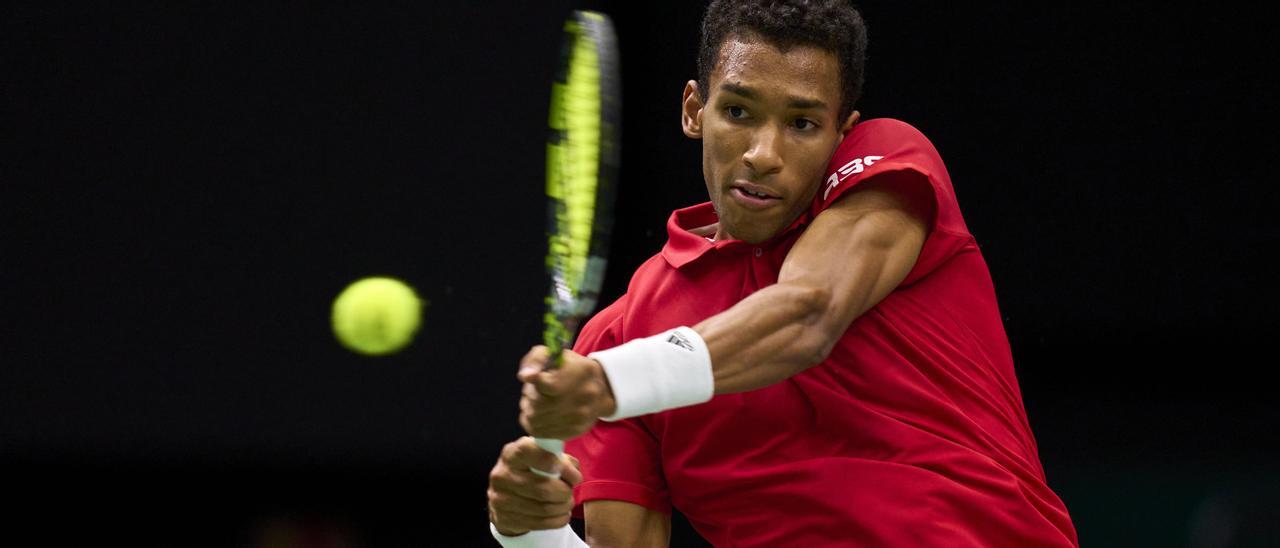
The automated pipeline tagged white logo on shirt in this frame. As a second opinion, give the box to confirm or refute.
[822,155,884,201]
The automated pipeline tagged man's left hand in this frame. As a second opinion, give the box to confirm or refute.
[517,345,618,440]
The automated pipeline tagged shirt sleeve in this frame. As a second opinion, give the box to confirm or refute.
[813,118,975,286]
[564,294,672,519]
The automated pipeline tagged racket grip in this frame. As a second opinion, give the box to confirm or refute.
[530,437,565,479]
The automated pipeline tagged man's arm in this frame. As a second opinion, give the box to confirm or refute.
[584,501,671,548]
[694,172,932,394]
[516,172,933,436]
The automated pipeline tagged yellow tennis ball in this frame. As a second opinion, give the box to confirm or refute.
[331,277,424,356]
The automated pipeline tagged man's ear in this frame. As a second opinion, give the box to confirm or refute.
[681,80,705,139]
[836,109,861,142]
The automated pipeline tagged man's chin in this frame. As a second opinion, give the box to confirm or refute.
[719,218,785,244]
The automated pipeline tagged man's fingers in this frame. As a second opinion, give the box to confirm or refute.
[491,499,571,521]
[523,381,542,401]
[518,346,552,381]
[490,462,575,504]
[559,454,584,487]
[518,368,539,384]
[521,346,551,365]
[488,487,575,535]
[514,436,562,472]
[489,436,579,537]
[503,436,562,475]
[523,375,562,399]
[489,474,573,506]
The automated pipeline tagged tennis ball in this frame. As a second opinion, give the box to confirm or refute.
[331,276,424,356]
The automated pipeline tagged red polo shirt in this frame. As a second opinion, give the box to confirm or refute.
[565,119,1078,547]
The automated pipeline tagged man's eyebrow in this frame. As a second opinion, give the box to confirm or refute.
[719,82,828,111]
[720,82,761,100]
[786,96,827,111]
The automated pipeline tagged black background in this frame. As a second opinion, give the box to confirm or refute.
[3,2,1277,546]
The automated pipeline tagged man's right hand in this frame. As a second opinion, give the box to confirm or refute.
[487,436,584,536]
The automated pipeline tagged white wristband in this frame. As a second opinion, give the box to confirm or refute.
[490,522,587,548]
[589,326,715,421]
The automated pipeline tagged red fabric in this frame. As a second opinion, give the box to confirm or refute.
[565,119,1078,547]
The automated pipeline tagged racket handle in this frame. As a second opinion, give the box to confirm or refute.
[530,437,565,479]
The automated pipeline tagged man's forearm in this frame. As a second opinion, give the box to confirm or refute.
[692,187,929,394]
[691,282,832,394]
[580,180,928,421]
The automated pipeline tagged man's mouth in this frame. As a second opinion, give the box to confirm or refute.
[729,181,782,209]
[731,181,780,199]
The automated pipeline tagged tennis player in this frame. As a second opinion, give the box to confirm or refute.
[488,1,1079,546]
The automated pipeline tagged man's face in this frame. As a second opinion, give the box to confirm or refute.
[682,36,856,243]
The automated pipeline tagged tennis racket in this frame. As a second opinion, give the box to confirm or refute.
[532,10,621,478]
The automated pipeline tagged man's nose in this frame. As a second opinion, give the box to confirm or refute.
[743,125,783,176]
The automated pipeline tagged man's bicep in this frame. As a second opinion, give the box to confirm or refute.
[584,500,670,548]
[780,173,931,332]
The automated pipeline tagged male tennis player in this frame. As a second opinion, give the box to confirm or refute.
[488,1,1078,546]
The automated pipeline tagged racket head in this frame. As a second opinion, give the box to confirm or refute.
[543,11,621,363]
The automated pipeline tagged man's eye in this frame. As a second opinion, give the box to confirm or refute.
[727,106,746,119]
[793,118,817,130]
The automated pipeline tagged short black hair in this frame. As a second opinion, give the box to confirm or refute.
[697,0,868,122]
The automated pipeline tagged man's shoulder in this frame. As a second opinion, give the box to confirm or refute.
[855,117,925,135]
[635,249,676,276]
[847,118,936,149]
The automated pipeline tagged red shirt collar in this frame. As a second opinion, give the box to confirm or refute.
[661,202,811,269]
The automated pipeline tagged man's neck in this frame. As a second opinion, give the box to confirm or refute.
[688,221,721,241]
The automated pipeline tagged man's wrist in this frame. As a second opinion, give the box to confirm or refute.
[588,326,715,421]
[589,358,618,418]
[490,522,587,547]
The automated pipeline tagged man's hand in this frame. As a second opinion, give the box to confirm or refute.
[488,436,584,536]
[517,345,617,440]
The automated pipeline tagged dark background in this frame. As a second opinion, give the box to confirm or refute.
[3,2,1277,546]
